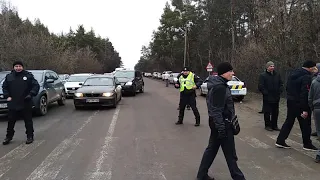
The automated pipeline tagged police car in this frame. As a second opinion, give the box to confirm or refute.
[200,75,247,101]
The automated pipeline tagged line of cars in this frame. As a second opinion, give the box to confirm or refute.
[143,71,247,101]
[0,69,145,116]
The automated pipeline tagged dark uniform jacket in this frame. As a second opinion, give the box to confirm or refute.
[258,70,283,103]
[175,73,203,95]
[206,75,234,131]
[286,68,313,111]
[2,70,40,110]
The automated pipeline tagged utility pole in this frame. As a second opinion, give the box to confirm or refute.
[231,0,235,63]
[183,24,187,67]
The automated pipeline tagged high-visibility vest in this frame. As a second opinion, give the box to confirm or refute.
[179,72,195,92]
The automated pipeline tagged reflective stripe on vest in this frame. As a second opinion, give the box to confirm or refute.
[179,72,195,92]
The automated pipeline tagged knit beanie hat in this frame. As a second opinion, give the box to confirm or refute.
[302,60,316,68]
[266,61,274,68]
[13,61,24,67]
[217,62,233,75]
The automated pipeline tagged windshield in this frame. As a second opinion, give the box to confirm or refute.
[83,77,114,86]
[114,71,134,78]
[30,72,44,83]
[68,75,90,82]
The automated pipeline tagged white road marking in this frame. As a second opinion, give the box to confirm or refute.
[26,111,99,180]
[0,140,44,178]
[88,106,120,180]
[267,134,317,158]
[239,136,271,149]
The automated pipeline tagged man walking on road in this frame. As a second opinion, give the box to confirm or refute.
[276,60,318,151]
[175,67,202,126]
[258,61,283,131]
[196,62,246,180]
[2,61,40,145]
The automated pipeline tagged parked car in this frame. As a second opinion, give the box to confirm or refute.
[0,70,66,115]
[114,70,144,96]
[73,74,122,109]
[64,73,92,98]
[200,75,247,101]
[168,72,180,84]
[0,71,10,114]
[58,74,70,84]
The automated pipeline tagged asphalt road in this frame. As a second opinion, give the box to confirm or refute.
[0,77,319,180]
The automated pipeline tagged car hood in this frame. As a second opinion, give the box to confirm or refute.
[64,82,83,88]
[116,77,134,83]
[76,86,115,93]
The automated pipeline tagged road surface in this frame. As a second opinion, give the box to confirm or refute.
[0,78,319,180]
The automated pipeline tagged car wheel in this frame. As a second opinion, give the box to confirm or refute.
[139,85,144,93]
[37,95,48,116]
[57,90,66,106]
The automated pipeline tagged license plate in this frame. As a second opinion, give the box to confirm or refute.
[0,103,7,108]
[231,90,239,94]
[86,99,99,103]
[68,90,75,94]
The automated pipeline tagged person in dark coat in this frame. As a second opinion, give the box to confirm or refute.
[175,67,203,126]
[2,61,40,145]
[196,62,246,180]
[276,60,318,151]
[258,61,284,131]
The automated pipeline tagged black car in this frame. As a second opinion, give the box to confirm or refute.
[0,71,10,113]
[0,70,66,115]
[114,70,144,96]
[73,75,122,109]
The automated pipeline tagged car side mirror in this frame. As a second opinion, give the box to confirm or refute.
[46,79,54,83]
[79,83,83,85]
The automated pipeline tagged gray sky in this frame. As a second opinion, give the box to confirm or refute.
[9,0,168,69]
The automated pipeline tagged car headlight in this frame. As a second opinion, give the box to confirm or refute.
[74,93,83,97]
[102,92,114,97]
[126,81,133,86]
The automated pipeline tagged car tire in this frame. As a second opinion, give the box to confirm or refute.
[200,88,205,96]
[37,95,48,116]
[57,91,66,106]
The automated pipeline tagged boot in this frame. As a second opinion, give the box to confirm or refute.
[3,137,12,145]
[195,118,200,126]
[175,120,183,125]
[26,136,34,144]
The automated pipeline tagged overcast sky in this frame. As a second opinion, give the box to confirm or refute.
[9,0,168,69]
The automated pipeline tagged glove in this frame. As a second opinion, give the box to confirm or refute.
[217,129,227,139]
[24,94,32,100]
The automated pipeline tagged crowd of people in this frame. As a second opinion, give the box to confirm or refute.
[175,60,319,180]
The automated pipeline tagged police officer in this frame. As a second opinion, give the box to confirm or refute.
[175,67,202,126]
[2,61,40,145]
[177,71,191,111]
[196,62,245,180]
[276,60,318,151]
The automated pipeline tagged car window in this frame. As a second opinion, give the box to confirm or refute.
[50,72,59,80]
[68,75,90,82]
[232,76,239,81]
[114,71,135,78]
[115,78,120,85]
[83,77,114,86]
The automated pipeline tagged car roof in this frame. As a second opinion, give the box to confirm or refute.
[88,75,114,78]
[70,73,93,76]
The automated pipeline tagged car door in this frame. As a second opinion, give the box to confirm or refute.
[44,72,56,102]
[50,72,63,100]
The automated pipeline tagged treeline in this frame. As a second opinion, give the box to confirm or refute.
[0,2,122,73]
[134,0,320,90]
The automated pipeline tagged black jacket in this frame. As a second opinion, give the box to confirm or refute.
[258,70,284,103]
[175,72,203,95]
[2,70,40,110]
[206,75,235,131]
[286,68,313,111]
